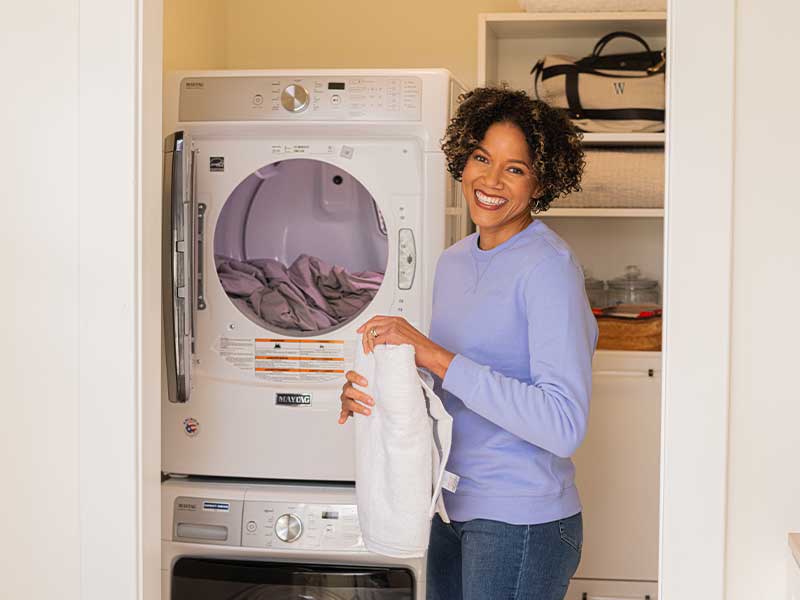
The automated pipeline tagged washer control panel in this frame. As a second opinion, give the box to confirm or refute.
[172,495,365,552]
[179,76,422,122]
[242,500,363,551]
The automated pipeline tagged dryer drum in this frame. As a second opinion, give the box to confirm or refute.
[213,158,389,336]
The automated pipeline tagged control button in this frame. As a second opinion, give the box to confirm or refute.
[275,513,303,543]
[281,84,310,113]
[253,94,264,106]
[330,94,341,105]
[246,520,257,533]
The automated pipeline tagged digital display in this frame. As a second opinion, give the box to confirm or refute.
[321,511,339,519]
[328,82,346,90]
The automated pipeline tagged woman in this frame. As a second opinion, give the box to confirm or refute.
[338,87,597,600]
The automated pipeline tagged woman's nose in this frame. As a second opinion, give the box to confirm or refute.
[483,164,503,188]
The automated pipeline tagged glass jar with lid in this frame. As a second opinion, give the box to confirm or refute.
[583,268,607,309]
[607,265,660,306]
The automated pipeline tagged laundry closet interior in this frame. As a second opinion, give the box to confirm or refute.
[160,4,667,600]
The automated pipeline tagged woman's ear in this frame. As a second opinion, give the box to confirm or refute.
[529,196,546,215]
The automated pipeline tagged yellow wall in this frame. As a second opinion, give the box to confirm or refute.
[164,0,522,88]
[164,0,227,71]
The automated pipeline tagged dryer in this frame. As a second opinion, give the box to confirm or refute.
[162,69,467,481]
[162,478,426,600]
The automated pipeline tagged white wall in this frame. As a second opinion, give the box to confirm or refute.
[1,1,162,598]
[726,1,800,597]
[0,3,81,598]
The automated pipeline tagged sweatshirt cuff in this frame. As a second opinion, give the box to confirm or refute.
[442,353,483,408]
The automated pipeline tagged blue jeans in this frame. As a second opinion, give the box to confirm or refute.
[426,512,582,600]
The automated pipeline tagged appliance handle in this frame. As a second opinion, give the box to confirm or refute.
[593,369,658,378]
[176,522,228,542]
[162,132,194,403]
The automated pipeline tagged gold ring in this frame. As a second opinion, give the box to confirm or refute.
[369,327,379,338]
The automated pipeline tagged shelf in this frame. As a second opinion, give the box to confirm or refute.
[540,208,664,217]
[482,12,667,39]
[595,349,661,358]
[581,132,664,146]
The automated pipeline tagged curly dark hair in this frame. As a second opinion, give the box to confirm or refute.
[441,87,584,212]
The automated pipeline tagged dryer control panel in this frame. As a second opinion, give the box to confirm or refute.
[173,495,366,552]
[179,76,422,122]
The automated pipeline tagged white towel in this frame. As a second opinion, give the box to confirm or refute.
[353,344,453,558]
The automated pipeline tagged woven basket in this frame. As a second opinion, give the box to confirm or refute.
[596,316,662,351]
[556,148,664,209]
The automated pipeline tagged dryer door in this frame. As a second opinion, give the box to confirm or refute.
[171,557,415,599]
[162,131,197,403]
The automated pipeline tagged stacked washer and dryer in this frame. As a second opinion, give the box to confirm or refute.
[161,69,467,600]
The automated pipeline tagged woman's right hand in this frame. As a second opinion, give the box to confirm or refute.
[338,370,374,424]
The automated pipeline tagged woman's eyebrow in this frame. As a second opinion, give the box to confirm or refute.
[475,145,530,168]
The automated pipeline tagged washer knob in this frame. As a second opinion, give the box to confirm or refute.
[281,84,310,113]
[275,513,303,543]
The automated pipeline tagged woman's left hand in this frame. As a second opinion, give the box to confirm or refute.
[357,316,455,379]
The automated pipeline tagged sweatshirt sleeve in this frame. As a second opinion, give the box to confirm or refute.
[441,253,598,458]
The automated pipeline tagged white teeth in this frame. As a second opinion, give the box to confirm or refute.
[475,190,507,206]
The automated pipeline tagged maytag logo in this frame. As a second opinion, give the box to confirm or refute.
[276,393,312,406]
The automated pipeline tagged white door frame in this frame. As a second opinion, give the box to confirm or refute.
[79,0,163,598]
[99,0,736,597]
[659,0,734,598]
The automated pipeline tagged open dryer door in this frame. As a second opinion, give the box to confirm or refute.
[162,131,197,403]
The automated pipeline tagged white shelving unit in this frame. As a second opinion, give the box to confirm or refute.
[544,207,664,218]
[478,11,666,600]
[478,10,667,295]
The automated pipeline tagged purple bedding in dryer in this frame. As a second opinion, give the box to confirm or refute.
[216,254,384,332]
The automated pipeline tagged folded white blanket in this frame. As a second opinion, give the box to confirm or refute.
[354,344,453,558]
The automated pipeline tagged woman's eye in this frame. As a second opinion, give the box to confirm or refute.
[508,167,524,175]
[473,154,488,163]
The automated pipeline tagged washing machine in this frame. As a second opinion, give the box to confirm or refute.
[162,478,427,600]
[162,69,467,481]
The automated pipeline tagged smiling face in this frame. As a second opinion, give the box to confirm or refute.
[461,121,539,250]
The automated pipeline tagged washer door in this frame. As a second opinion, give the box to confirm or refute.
[214,158,388,337]
[171,558,414,599]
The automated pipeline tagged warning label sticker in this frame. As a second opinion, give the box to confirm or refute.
[216,337,255,371]
[254,338,345,383]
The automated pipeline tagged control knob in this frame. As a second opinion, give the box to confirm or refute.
[281,84,310,113]
[275,513,303,542]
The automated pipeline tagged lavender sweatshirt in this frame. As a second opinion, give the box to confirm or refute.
[430,220,598,525]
